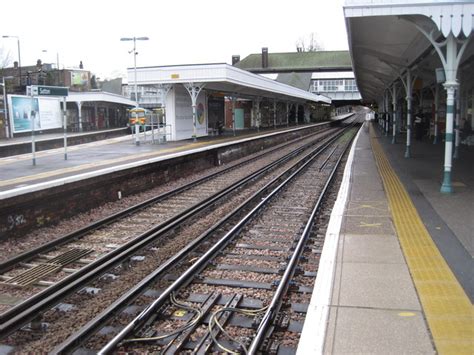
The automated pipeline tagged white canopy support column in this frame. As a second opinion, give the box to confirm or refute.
[413,26,471,193]
[105,107,110,128]
[273,99,277,129]
[183,82,205,142]
[231,95,237,136]
[158,84,172,115]
[255,97,262,132]
[295,103,299,126]
[432,84,439,144]
[399,68,416,157]
[304,105,310,123]
[76,101,83,132]
[381,97,385,129]
[384,90,390,136]
[158,84,172,143]
[391,84,397,144]
[454,88,461,159]
[252,97,262,132]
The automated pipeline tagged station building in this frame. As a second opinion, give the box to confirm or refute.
[234,49,362,110]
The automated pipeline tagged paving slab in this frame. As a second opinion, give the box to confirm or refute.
[324,306,435,354]
[349,187,388,202]
[338,261,422,310]
[341,215,395,235]
[341,234,405,264]
[344,200,390,217]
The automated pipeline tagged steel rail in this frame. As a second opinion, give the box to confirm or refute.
[0,127,333,275]
[97,126,354,354]
[0,127,337,337]
[52,124,353,354]
[248,125,360,354]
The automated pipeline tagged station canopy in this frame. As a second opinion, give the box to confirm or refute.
[128,63,331,104]
[66,91,136,106]
[344,0,474,103]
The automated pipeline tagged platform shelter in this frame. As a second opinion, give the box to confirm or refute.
[126,63,331,141]
[344,0,474,193]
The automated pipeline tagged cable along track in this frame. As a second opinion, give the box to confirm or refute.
[54,124,360,355]
[0,126,344,341]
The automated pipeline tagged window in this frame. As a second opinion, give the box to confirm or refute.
[344,79,358,92]
[311,79,358,92]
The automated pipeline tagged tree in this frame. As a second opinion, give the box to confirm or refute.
[296,33,324,52]
[0,46,12,69]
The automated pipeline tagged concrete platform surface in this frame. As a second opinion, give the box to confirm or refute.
[378,126,473,297]
[298,122,472,354]
[0,127,284,194]
[325,127,434,354]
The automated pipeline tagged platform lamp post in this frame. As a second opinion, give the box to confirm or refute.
[41,49,60,69]
[2,36,21,87]
[120,36,149,145]
[1,76,14,138]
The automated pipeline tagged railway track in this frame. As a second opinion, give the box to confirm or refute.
[47,123,361,354]
[0,122,356,349]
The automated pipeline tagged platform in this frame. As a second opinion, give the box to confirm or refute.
[0,116,471,353]
[298,122,473,354]
[0,128,130,158]
[0,118,354,239]
[0,126,290,193]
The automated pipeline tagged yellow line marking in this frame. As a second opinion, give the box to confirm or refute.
[359,221,382,227]
[0,141,212,188]
[370,125,473,355]
[398,312,417,317]
[346,202,387,212]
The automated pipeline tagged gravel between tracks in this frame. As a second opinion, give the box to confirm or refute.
[4,138,312,352]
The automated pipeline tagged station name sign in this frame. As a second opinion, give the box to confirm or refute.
[27,85,69,97]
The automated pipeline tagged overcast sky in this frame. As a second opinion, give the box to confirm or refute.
[1,0,348,81]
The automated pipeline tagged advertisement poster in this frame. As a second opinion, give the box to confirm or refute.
[9,95,62,133]
[71,71,89,86]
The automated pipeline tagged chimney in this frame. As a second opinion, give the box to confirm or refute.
[14,61,18,69]
[79,61,84,69]
[262,47,268,68]
[36,59,42,68]
[232,55,240,66]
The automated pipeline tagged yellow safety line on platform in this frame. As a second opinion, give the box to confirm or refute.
[0,140,213,188]
[369,125,473,354]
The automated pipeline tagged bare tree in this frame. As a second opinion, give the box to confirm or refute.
[296,33,324,52]
[0,46,12,69]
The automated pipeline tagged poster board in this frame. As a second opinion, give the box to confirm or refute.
[8,95,62,133]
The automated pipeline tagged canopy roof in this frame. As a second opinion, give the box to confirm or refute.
[66,91,135,106]
[344,0,474,102]
[129,63,331,104]
[235,51,352,73]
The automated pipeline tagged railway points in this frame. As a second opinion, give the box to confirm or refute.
[0,109,471,354]
[0,1,473,353]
